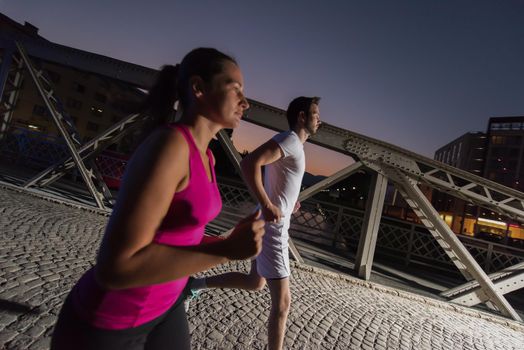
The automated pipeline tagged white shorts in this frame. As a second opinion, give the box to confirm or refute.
[256,220,290,279]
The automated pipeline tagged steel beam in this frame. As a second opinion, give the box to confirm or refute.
[243,101,524,223]
[384,166,521,321]
[441,262,524,298]
[449,270,524,307]
[216,130,244,176]
[16,42,106,209]
[354,172,388,280]
[0,44,15,100]
[1,30,524,222]
[24,113,146,188]
[298,161,364,202]
[0,47,23,141]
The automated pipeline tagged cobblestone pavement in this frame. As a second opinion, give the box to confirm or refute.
[0,185,523,349]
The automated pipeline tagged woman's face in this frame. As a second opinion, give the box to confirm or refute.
[202,61,249,129]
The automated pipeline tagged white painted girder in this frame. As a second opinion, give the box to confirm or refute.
[450,271,524,307]
[24,113,147,188]
[355,172,388,280]
[441,262,524,298]
[0,50,23,139]
[2,36,522,320]
[381,165,521,321]
[244,101,524,225]
[16,42,107,209]
[4,33,521,223]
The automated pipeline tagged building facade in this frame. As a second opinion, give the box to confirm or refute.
[0,13,147,156]
[484,117,524,192]
[433,117,524,246]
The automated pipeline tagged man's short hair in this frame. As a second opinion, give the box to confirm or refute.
[286,96,321,129]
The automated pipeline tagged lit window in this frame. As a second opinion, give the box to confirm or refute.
[90,106,104,117]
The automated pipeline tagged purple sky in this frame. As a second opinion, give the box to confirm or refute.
[2,0,523,175]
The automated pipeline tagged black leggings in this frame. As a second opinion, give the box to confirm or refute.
[51,293,190,350]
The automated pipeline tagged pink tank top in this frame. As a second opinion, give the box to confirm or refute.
[72,124,222,329]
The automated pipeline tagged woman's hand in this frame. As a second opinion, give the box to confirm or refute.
[221,210,265,260]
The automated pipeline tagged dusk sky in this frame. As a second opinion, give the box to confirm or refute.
[2,1,523,176]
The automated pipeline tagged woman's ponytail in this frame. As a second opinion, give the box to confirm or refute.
[142,64,179,124]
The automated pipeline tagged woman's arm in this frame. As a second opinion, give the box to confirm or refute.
[96,128,264,289]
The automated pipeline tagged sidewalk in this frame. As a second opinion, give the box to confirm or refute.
[0,184,523,349]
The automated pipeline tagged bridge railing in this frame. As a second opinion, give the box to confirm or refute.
[216,176,524,275]
[1,128,523,275]
[0,126,70,169]
[0,127,126,186]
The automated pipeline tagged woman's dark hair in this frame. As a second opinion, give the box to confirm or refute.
[139,48,237,135]
[176,48,237,110]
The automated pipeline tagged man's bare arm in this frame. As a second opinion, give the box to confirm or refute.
[240,139,284,222]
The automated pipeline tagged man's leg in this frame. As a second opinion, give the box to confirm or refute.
[266,277,291,350]
[205,260,266,290]
[193,260,266,291]
[184,260,266,312]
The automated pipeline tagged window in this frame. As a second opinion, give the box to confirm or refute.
[505,136,522,146]
[511,122,523,130]
[73,82,86,93]
[94,92,107,104]
[491,122,512,130]
[490,148,505,157]
[90,106,104,117]
[86,122,100,132]
[66,97,82,110]
[111,100,134,114]
[32,104,50,117]
[99,79,111,89]
[491,136,505,145]
[45,70,61,84]
[509,148,520,157]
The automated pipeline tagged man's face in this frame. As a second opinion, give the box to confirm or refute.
[305,103,321,135]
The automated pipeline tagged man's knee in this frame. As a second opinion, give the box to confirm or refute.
[249,276,266,291]
[272,292,291,317]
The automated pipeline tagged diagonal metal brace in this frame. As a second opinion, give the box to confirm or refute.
[382,165,521,321]
[24,113,146,188]
[15,41,106,209]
